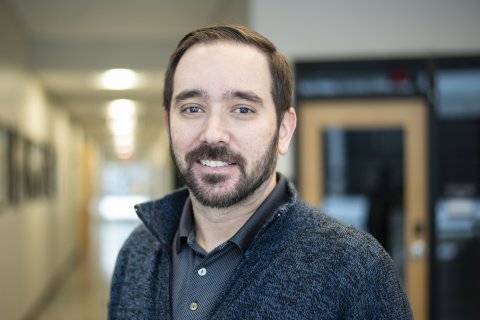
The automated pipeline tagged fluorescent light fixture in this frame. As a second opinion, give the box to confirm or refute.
[116,145,135,154]
[114,134,134,148]
[113,137,135,160]
[109,118,136,135]
[99,68,139,90]
[115,147,135,160]
[108,99,136,119]
[107,99,137,135]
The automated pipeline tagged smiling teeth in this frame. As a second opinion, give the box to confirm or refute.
[200,160,231,167]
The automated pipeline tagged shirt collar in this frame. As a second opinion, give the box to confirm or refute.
[230,174,289,253]
[174,173,290,254]
[174,198,194,253]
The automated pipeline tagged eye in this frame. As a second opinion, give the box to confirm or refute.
[233,106,253,114]
[182,105,203,113]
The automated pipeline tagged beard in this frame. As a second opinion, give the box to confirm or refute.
[170,133,279,208]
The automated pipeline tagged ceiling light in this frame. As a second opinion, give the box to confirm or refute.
[115,145,135,160]
[99,68,139,90]
[113,135,135,150]
[109,118,136,135]
[107,99,136,119]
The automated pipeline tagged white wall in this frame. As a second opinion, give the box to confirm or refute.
[250,0,480,60]
[0,4,91,319]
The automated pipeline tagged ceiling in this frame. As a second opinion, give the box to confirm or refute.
[6,0,247,158]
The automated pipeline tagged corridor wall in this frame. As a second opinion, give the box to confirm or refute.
[0,4,92,320]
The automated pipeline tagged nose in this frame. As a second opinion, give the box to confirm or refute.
[200,113,230,144]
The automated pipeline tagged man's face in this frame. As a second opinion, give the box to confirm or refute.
[168,41,287,208]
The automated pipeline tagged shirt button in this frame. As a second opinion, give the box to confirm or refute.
[190,302,198,311]
[198,267,207,276]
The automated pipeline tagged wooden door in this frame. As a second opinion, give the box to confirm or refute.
[299,98,429,320]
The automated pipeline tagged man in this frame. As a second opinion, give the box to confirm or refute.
[109,25,412,319]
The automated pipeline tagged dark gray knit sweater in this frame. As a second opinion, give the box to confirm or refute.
[109,180,413,319]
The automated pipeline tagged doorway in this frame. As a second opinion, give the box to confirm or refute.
[298,98,429,320]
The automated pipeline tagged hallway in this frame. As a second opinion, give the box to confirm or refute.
[33,221,139,320]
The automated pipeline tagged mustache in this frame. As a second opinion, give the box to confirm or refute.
[185,144,246,167]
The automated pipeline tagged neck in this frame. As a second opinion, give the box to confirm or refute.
[190,174,276,253]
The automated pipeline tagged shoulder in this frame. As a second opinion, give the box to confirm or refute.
[110,223,168,292]
[272,181,389,266]
[113,224,161,271]
[273,203,412,316]
[122,224,159,250]
[288,201,391,269]
[263,198,397,294]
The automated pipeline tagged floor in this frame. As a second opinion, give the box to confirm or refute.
[33,221,139,320]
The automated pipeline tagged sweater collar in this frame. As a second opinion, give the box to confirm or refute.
[134,174,300,248]
[134,187,189,246]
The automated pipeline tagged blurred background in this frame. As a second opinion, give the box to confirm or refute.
[0,0,479,319]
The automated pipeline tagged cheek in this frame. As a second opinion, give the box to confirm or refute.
[238,127,277,157]
[169,130,190,162]
[169,120,196,149]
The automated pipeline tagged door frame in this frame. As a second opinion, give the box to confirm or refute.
[298,98,429,320]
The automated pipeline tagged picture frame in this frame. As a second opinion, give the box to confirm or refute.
[7,128,24,205]
[0,124,8,208]
[43,145,57,197]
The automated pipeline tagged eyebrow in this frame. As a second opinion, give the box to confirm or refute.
[173,89,208,105]
[224,90,263,104]
[173,89,264,106]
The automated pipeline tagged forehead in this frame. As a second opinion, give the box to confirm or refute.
[173,41,272,96]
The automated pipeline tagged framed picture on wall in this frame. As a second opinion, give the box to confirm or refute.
[28,141,45,198]
[0,125,8,208]
[43,145,57,197]
[7,128,24,205]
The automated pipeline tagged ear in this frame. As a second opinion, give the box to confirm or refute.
[277,107,297,155]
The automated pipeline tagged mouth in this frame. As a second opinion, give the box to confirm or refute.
[199,159,235,168]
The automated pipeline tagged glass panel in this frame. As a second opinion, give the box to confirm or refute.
[321,128,405,279]
[437,69,480,119]
[434,119,480,320]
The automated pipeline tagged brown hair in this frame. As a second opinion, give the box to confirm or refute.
[163,25,293,126]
